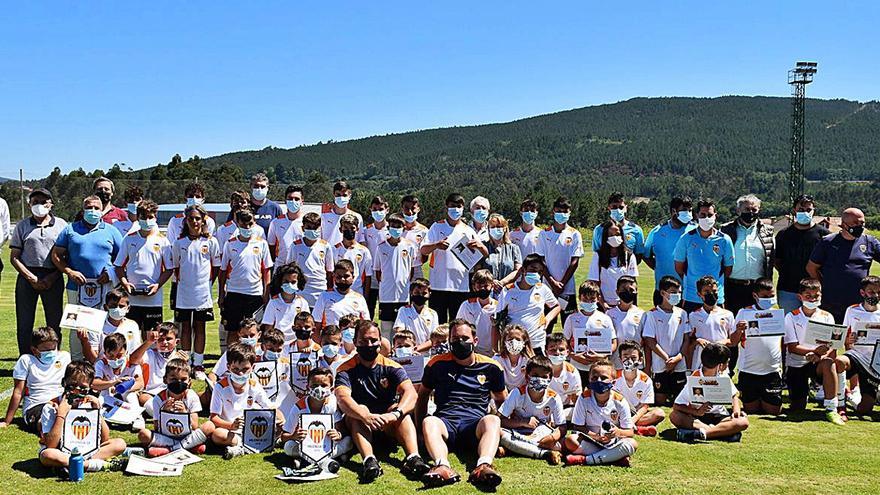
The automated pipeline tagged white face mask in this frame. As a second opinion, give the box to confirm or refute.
[107,307,128,320]
[607,235,624,248]
[31,203,51,217]
[698,215,716,230]
[505,339,525,355]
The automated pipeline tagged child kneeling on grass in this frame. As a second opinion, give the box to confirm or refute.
[670,342,749,443]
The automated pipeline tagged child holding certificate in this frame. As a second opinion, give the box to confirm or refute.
[613,341,665,436]
[834,275,880,420]
[563,280,616,383]
[671,343,748,443]
[687,276,734,372]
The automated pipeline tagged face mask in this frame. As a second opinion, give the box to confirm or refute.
[186,197,203,207]
[334,195,351,209]
[308,385,332,401]
[322,344,340,358]
[702,292,719,306]
[341,328,355,343]
[252,187,268,201]
[528,376,551,392]
[356,344,380,362]
[548,353,566,366]
[95,190,112,204]
[795,211,813,225]
[607,236,624,248]
[295,329,312,341]
[388,227,403,239]
[39,350,57,365]
[240,336,258,347]
[587,379,614,394]
[451,340,474,360]
[447,207,464,221]
[303,229,320,241]
[666,292,682,306]
[610,208,626,222]
[31,203,50,217]
[433,342,450,355]
[740,211,757,224]
[411,294,429,306]
[286,199,302,213]
[403,213,418,223]
[371,210,387,223]
[489,228,504,240]
[281,282,298,295]
[622,358,640,372]
[108,307,128,320]
[108,356,127,369]
[553,211,570,224]
[756,297,777,310]
[677,210,693,224]
[166,380,189,395]
[524,272,542,287]
[521,211,538,225]
[238,227,253,239]
[263,349,282,361]
[139,219,157,231]
[802,299,821,310]
[618,290,636,304]
[342,230,356,241]
[159,350,174,358]
[336,282,352,293]
[229,371,250,386]
[505,339,525,355]
[394,346,414,358]
[474,288,492,300]
[83,208,102,224]
[698,216,716,231]
[847,225,865,238]
[127,203,138,214]
[473,209,489,223]
[579,301,598,313]
[866,296,880,307]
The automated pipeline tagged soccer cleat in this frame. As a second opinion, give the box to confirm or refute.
[189,444,207,455]
[636,425,657,437]
[122,447,145,458]
[103,457,127,472]
[826,410,846,426]
[564,455,586,466]
[131,417,146,431]
[422,465,461,487]
[612,456,632,468]
[718,432,743,443]
[400,455,430,478]
[545,450,562,465]
[223,444,248,460]
[676,428,698,443]
[468,463,502,488]
[147,447,171,457]
[360,456,383,483]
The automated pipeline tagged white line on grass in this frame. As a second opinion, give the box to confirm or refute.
[0,387,13,402]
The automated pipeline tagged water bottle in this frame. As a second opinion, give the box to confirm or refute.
[113,378,136,399]
[600,421,612,439]
[69,447,84,482]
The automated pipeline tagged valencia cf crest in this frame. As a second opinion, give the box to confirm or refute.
[71,415,92,440]
[356,253,363,262]
[563,381,570,391]
[166,418,185,437]
[402,250,409,258]
[84,283,98,298]
[152,243,161,253]
[54,361,63,369]
[247,396,254,407]
[543,406,552,417]
[610,410,619,422]
[318,251,325,260]
[250,416,269,439]
[253,246,261,255]
[565,237,572,246]
[200,244,209,254]
[477,374,487,385]
[379,377,390,389]
[296,355,313,378]
[860,244,867,253]
[308,420,327,444]
[255,367,273,387]
[636,390,644,400]
[712,244,720,255]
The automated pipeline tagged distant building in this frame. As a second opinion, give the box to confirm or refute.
[767,215,841,233]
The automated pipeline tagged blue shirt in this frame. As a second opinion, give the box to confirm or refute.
[673,229,735,304]
[228,200,283,237]
[422,353,505,419]
[592,220,645,255]
[809,233,880,307]
[54,220,123,290]
[334,354,410,413]
[644,220,696,288]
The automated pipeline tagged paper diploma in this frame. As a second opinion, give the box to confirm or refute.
[740,309,785,337]
[686,375,734,405]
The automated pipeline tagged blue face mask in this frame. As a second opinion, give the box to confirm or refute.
[388,227,403,239]
[238,227,253,239]
[666,292,682,305]
[341,328,355,344]
[447,207,464,221]
[524,272,542,287]
[281,282,298,295]
[677,211,693,224]
[286,199,302,213]
[108,356,127,369]
[303,229,320,241]
[139,219,157,231]
[394,346,414,358]
[757,297,777,310]
[489,227,504,240]
[263,349,281,361]
[83,208,102,224]
[473,209,489,223]
[610,208,626,222]
[795,211,813,225]
[371,210,387,223]
[39,350,58,365]
[127,203,138,214]
[240,336,258,347]
[334,195,350,209]
[521,211,538,225]
[579,301,598,313]
[587,380,614,394]
[229,371,250,386]
[403,213,418,223]
[553,211,570,225]
[186,197,203,207]
[322,344,340,358]
[252,187,268,201]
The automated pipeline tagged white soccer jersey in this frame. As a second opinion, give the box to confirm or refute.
[493,354,528,390]
[142,348,173,394]
[843,303,880,365]
[12,352,71,412]
[734,305,782,375]
[549,361,583,407]
[689,307,734,370]
[334,242,373,295]
[613,370,654,409]
[215,221,240,253]
[172,236,221,310]
[403,222,429,276]
[282,395,343,434]
[425,220,479,292]
[562,310,616,372]
[498,386,565,430]
[362,224,388,289]
[151,389,202,419]
[166,213,216,245]
[312,289,370,327]
[606,305,645,369]
[393,304,439,345]
[783,308,836,367]
[535,226,584,296]
[114,231,172,307]
[497,283,559,350]
[456,297,498,356]
[320,207,365,246]
[641,307,689,374]
[221,237,273,297]
[510,226,541,257]
[286,239,335,307]
[89,318,142,358]
[268,214,304,263]
[571,389,634,432]
[587,254,639,306]
[373,239,417,304]
[95,358,142,401]
[261,294,311,342]
[210,376,275,421]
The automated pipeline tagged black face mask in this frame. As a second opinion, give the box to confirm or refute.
[335,282,352,293]
[295,329,312,341]
[847,225,865,238]
[411,294,429,306]
[95,190,112,205]
[342,230,356,241]
[356,344,380,362]
[618,290,637,304]
[451,340,474,360]
[167,380,189,395]
[473,289,492,300]
[703,292,719,306]
[739,212,757,224]
[866,296,880,307]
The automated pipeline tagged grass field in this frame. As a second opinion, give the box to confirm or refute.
[2,244,880,494]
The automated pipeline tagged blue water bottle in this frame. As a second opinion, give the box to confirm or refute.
[113,378,136,399]
[69,447,84,482]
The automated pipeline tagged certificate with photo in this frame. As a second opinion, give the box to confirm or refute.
[804,321,847,353]
[739,309,785,337]
[393,354,427,383]
[686,375,734,405]
[853,321,880,347]
[573,324,613,354]
[60,304,107,333]
[125,455,184,477]
[446,228,484,271]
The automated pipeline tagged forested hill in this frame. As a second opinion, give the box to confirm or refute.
[6,96,880,227]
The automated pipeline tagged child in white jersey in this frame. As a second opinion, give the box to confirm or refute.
[612,341,665,436]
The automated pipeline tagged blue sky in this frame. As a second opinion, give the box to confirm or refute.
[1,1,877,178]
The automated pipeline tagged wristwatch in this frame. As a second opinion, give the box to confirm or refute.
[391,408,404,419]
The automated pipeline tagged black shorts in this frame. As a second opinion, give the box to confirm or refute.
[170,282,178,311]
[437,409,485,447]
[738,371,784,406]
[845,355,879,399]
[174,307,215,323]
[701,412,730,425]
[653,371,687,398]
[785,363,818,403]
[221,292,264,334]
[379,302,407,322]
[127,305,164,333]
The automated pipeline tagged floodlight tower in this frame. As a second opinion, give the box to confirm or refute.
[788,61,817,206]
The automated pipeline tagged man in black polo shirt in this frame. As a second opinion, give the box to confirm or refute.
[774,195,829,314]
[335,319,429,483]
[417,319,507,489]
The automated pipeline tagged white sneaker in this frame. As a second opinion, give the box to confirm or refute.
[132,417,146,431]
[223,445,248,460]
[848,388,863,410]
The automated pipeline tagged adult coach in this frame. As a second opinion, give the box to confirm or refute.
[720,194,775,315]
[673,198,734,313]
[334,320,430,483]
[807,207,880,323]
[774,195,830,313]
[247,172,283,236]
[92,176,129,225]
[418,319,507,489]
[644,196,694,305]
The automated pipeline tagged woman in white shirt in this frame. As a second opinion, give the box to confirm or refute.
[588,220,638,310]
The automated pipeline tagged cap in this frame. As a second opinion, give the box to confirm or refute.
[28,188,53,200]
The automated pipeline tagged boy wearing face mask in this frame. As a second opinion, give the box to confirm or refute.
[612,341,665,436]
[337,314,359,357]
[642,276,690,405]
[131,323,182,418]
[114,185,142,235]
[261,262,310,343]
[673,198,735,313]
[313,260,370,331]
[496,254,561,355]
[2,327,71,431]
[219,209,273,342]
[114,200,173,335]
[285,312,323,354]
[545,334,582,414]
[374,213,418,338]
[246,172,283,237]
[607,276,645,370]
[730,278,784,416]
[137,358,214,456]
[209,318,262,384]
[316,325,345,370]
[282,367,351,474]
[535,196,584,326]
[498,356,565,465]
[510,198,540,257]
[687,276,734,372]
[83,289,141,363]
[211,343,285,459]
[287,212,335,308]
[564,359,638,466]
[362,196,390,318]
[334,214,373,297]
[456,269,499,356]
[563,281,616,383]
[268,185,305,263]
[256,328,296,415]
[393,278,439,353]
[591,192,645,259]
[429,325,451,356]
[321,180,364,246]
[93,333,145,429]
